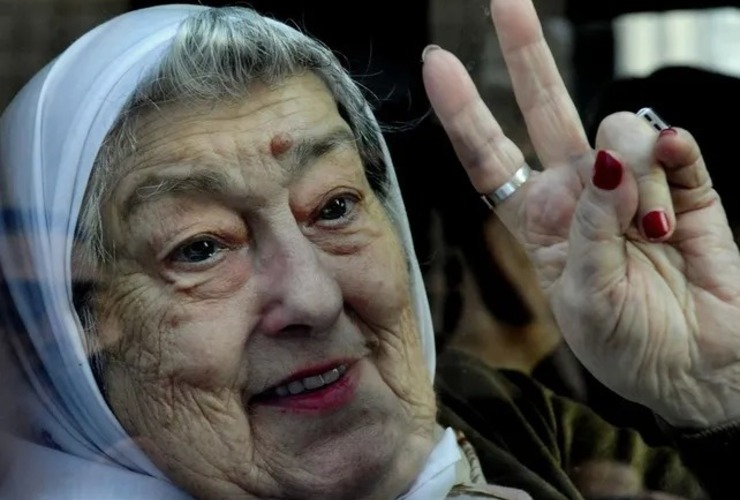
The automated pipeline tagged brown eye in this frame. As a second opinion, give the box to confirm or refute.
[318,196,356,222]
[170,238,224,264]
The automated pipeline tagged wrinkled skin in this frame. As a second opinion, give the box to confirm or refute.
[90,73,436,499]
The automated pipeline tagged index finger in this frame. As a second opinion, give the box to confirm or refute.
[422,47,526,194]
[492,0,590,166]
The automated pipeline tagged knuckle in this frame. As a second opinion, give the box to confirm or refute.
[574,199,611,240]
[637,169,669,193]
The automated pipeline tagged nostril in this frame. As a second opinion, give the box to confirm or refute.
[278,324,313,338]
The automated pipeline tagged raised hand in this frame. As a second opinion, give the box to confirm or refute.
[422,0,740,428]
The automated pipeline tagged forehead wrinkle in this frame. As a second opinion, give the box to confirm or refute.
[122,167,238,222]
[132,107,274,174]
[123,126,235,188]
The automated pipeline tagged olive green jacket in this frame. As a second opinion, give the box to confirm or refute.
[436,349,737,499]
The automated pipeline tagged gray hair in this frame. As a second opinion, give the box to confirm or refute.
[73,7,391,366]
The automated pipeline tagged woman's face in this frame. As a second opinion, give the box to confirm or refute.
[93,73,436,499]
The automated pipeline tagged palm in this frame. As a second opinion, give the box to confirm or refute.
[515,167,579,291]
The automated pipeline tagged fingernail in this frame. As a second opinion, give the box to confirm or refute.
[642,210,670,240]
[592,150,622,190]
[422,44,441,62]
[659,127,678,138]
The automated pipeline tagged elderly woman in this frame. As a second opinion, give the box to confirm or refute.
[1,1,739,499]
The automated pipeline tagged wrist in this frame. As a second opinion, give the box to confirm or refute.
[652,389,740,429]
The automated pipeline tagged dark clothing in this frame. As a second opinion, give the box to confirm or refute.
[437,348,737,499]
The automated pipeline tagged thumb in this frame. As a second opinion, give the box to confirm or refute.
[564,150,639,292]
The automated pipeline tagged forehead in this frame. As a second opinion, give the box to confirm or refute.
[129,73,345,166]
[111,73,363,217]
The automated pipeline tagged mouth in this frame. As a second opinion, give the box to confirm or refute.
[251,361,358,412]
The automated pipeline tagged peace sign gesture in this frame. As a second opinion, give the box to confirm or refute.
[423,0,740,428]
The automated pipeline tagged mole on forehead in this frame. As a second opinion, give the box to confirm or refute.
[269,133,293,158]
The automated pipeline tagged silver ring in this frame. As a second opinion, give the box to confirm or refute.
[480,164,532,209]
[636,107,670,132]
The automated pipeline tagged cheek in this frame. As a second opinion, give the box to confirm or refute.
[340,235,432,416]
[98,272,272,496]
[156,298,256,387]
[338,231,412,327]
[101,274,259,389]
[164,247,251,298]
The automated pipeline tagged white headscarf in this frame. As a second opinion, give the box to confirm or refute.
[0,4,462,499]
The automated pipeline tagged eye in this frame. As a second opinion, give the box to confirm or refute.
[318,195,357,223]
[169,238,225,264]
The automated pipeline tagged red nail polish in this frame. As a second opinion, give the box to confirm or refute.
[592,151,622,190]
[642,211,670,240]
[659,128,677,138]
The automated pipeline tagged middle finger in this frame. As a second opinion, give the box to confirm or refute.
[491,0,590,167]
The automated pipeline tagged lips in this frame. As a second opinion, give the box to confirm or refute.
[273,364,348,397]
[253,361,350,400]
[251,360,359,412]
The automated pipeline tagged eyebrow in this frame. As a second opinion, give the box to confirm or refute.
[122,169,232,221]
[283,127,358,176]
[120,127,358,221]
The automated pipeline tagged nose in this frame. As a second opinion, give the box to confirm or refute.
[255,226,343,336]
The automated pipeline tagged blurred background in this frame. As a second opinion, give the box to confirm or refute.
[3,0,740,446]
[4,1,740,122]
[3,0,740,239]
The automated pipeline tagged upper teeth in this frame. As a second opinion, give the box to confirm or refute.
[275,365,348,397]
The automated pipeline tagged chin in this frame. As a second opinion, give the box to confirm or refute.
[283,416,416,500]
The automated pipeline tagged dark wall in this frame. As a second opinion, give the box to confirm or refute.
[129,1,431,122]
